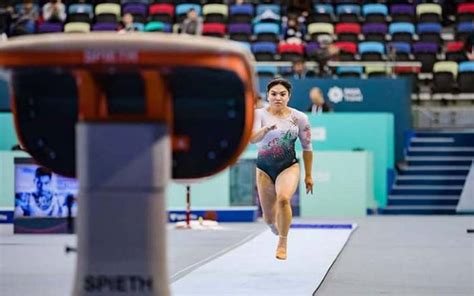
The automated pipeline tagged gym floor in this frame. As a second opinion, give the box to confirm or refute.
[1,216,473,296]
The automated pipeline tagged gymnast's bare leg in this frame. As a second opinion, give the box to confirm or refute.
[256,168,278,235]
[274,163,300,260]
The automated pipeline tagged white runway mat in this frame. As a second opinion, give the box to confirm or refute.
[171,223,357,296]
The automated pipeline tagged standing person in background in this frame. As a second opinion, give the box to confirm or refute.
[250,78,314,260]
[314,35,340,76]
[42,0,66,23]
[0,2,14,38]
[180,8,203,35]
[283,16,305,44]
[255,93,269,109]
[307,87,332,114]
[10,0,38,36]
[119,13,136,33]
[292,59,315,79]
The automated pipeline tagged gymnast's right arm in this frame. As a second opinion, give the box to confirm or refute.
[250,126,276,143]
[249,110,276,144]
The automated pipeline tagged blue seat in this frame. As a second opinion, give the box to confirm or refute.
[458,61,474,92]
[251,41,277,61]
[387,42,411,54]
[359,41,385,61]
[163,23,172,33]
[229,4,254,16]
[389,22,415,34]
[459,61,474,73]
[386,42,411,61]
[254,22,280,42]
[389,22,415,42]
[256,65,278,76]
[457,22,474,33]
[363,4,388,23]
[251,42,277,54]
[336,4,361,22]
[417,22,442,43]
[310,4,334,23]
[176,4,202,17]
[359,42,385,54]
[133,23,145,31]
[417,23,442,34]
[362,4,388,16]
[336,5,361,16]
[336,66,363,77]
[456,22,473,40]
[314,4,334,14]
[256,4,280,17]
[254,23,280,35]
[68,4,94,16]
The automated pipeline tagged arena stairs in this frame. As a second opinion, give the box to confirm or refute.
[382,131,474,215]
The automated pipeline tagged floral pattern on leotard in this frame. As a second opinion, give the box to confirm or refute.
[253,108,313,180]
[258,129,297,163]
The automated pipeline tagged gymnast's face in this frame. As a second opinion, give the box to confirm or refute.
[267,84,290,110]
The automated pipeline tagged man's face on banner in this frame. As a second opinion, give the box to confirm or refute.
[35,175,52,195]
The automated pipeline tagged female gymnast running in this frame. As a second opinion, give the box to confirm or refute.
[250,78,314,260]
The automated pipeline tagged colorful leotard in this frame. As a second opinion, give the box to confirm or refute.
[253,107,312,183]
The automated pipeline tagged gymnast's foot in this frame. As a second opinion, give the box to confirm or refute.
[276,236,287,260]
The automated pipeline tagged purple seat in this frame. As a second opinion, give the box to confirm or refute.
[412,42,438,53]
[305,42,320,56]
[38,22,63,33]
[228,23,252,34]
[362,23,387,34]
[390,4,414,15]
[228,23,252,42]
[413,41,438,72]
[390,4,414,22]
[123,3,147,16]
[92,23,117,31]
[362,23,387,42]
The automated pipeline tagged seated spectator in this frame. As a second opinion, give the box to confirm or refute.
[180,8,203,35]
[306,87,332,114]
[42,0,66,23]
[10,0,38,36]
[0,4,14,38]
[283,17,305,44]
[255,93,269,109]
[313,35,339,76]
[119,13,136,33]
[291,59,315,79]
[0,3,15,38]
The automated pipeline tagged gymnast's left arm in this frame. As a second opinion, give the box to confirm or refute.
[298,114,314,194]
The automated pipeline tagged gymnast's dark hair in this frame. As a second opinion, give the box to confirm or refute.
[266,77,292,94]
